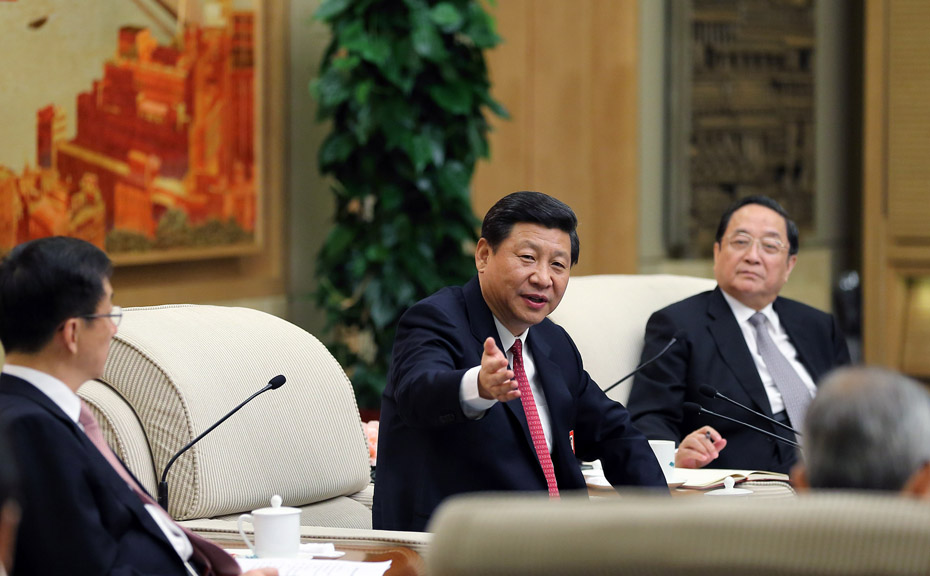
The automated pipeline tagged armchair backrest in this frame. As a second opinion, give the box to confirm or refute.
[80,304,371,525]
[427,492,930,576]
[549,274,716,403]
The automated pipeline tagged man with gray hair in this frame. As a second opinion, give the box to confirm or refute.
[793,366,930,494]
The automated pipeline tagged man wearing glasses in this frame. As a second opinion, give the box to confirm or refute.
[627,196,850,474]
[0,237,274,576]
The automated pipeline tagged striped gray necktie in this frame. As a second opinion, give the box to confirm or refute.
[748,312,811,430]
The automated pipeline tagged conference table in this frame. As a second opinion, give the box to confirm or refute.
[204,469,792,576]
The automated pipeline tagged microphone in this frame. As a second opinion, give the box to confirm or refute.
[604,330,685,394]
[698,385,801,436]
[683,402,800,448]
[157,374,286,510]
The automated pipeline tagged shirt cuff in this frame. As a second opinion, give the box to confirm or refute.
[460,365,497,419]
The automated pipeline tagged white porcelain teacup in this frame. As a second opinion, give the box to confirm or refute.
[237,495,300,558]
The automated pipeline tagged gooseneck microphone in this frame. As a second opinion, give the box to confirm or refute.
[603,330,685,394]
[157,374,286,510]
[683,402,800,449]
[698,385,801,436]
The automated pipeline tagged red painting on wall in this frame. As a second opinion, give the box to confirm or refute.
[0,0,260,264]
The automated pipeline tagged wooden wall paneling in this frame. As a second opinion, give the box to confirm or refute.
[863,0,930,373]
[474,0,639,276]
[473,0,531,217]
[887,0,930,241]
[862,0,888,365]
[528,0,594,258]
[590,0,639,274]
[902,280,930,376]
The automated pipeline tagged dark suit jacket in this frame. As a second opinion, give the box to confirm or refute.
[372,277,667,532]
[627,288,851,474]
[0,373,189,576]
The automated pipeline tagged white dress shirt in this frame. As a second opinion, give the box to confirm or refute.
[459,318,554,452]
[720,292,817,414]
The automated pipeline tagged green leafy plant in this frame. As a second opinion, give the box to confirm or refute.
[311,0,507,408]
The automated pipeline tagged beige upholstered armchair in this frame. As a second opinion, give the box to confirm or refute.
[427,492,930,575]
[77,304,427,550]
[549,274,717,403]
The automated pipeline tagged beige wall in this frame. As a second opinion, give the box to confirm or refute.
[286,0,332,336]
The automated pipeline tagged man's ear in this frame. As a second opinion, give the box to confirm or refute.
[475,238,490,272]
[784,253,798,281]
[58,318,81,355]
[902,462,930,498]
[790,462,811,493]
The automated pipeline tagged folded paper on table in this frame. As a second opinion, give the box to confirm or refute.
[676,468,789,490]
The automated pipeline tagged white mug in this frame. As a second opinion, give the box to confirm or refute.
[237,495,300,558]
[648,439,676,481]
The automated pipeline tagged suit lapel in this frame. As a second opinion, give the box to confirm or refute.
[0,374,175,548]
[462,278,536,449]
[0,374,78,432]
[463,276,503,354]
[706,289,774,417]
[774,298,826,384]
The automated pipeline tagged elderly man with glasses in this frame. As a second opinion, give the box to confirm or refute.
[627,196,851,474]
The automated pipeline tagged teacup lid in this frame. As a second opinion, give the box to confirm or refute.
[253,494,301,515]
[704,476,752,497]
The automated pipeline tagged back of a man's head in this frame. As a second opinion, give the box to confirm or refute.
[481,191,580,266]
[802,366,930,491]
[0,236,112,354]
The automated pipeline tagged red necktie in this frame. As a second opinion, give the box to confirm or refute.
[79,401,242,576]
[510,339,559,499]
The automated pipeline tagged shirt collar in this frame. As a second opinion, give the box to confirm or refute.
[1,364,82,423]
[492,317,530,355]
[720,290,779,330]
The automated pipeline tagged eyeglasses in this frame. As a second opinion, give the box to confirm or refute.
[80,305,123,327]
[725,233,787,256]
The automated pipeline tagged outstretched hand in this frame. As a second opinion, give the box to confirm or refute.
[477,337,520,402]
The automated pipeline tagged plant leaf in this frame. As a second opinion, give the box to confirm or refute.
[411,6,448,61]
[312,68,352,110]
[314,0,352,21]
[319,132,355,168]
[430,3,465,32]
[429,82,473,115]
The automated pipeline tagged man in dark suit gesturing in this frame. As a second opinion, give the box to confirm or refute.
[0,237,275,576]
[627,196,850,474]
[373,191,666,532]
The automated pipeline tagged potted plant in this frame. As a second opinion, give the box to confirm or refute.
[311,0,507,410]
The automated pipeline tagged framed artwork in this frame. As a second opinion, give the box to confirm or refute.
[0,0,264,265]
